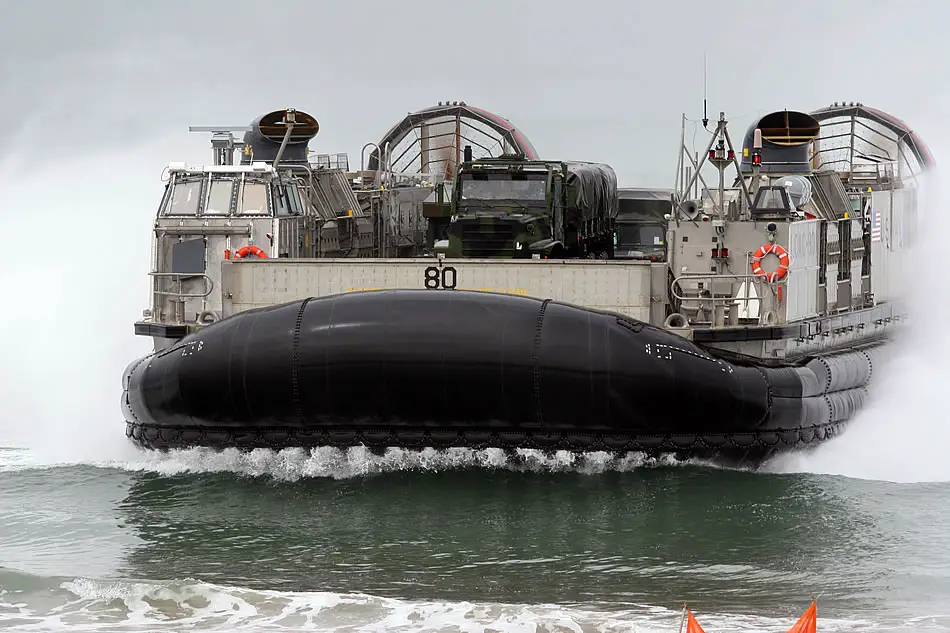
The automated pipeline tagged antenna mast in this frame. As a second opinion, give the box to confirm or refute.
[702,53,709,129]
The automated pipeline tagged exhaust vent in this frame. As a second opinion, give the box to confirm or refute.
[740,110,820,174]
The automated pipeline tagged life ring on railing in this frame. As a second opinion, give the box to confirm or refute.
[234,245,268,259]
[750,243,789,283]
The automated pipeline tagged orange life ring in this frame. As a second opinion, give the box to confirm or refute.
[234,245,268,259]
[751,243,789,283]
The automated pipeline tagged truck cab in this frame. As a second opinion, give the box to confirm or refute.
[445,156,557,258]
[439,150,618,260]
[613,187,673,262]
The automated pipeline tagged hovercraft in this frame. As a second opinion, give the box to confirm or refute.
[122,101,930,466]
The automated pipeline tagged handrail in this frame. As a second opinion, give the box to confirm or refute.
[150,272,216,325]
[670,273,770,301]
[149,272,215,298]
[671,272,777,328]
[671,272,768,306]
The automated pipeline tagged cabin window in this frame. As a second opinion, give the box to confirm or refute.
[751,186,792,215]
[166,180,202,215]
[757,189,785,209]
[236,181,269,215]
[618,224,665,248]
[204,179,234,215]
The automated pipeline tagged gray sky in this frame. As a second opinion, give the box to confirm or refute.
[1,0,948,186]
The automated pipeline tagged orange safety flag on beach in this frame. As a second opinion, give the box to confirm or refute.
[785,601,817,633]
[684,609,708,633]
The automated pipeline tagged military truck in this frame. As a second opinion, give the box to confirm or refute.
[436,147,619,259]
[613,187,673,262]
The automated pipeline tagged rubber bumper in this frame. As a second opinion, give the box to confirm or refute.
[122,290,877,460]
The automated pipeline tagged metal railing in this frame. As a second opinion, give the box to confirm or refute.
[671,272,775,327]
[150,272,215,324]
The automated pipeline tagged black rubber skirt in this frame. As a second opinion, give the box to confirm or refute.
[122,290,877,463]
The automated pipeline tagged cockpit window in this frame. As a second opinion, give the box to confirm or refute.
[751,187,792,215]
[237,181,269,215]
[204,179,234,215]
[166,180,202,215]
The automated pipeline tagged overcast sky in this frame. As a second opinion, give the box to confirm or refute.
[1,0,948,186]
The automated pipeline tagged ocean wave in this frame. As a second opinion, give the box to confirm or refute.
[0,568,887,633]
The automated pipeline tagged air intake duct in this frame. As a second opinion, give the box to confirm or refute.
[740,110,820,175]
[240,109,320,165]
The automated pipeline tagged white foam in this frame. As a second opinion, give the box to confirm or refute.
[0,575,889,632]
[0,443,712,480]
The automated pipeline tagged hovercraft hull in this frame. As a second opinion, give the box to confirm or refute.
[122,290,876,464]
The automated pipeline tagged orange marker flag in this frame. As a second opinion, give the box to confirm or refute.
[685,609,708,633]
[785,601,817,633]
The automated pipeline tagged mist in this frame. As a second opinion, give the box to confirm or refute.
[766,128,950,483]
[0,138,160,461]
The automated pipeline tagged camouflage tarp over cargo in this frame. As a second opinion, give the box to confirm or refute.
[564,162,620,221]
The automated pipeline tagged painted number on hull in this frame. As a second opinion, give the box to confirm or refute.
[424,265,457,290]
[181,340,204,357]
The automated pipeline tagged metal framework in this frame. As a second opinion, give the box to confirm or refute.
[809,102,934,189]
[673,111,753,218]
[364,102,540,181]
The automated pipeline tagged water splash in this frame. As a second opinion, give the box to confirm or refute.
[766,132,950,484]
[0,443,720,480]
[0,140,161,463]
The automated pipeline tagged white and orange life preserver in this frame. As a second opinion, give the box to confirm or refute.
[750,243,789,283]
[233,245,268,259]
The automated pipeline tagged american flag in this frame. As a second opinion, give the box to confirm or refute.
[870,208,882,242]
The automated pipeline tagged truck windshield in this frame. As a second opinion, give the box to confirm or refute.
[618,224,665,248]
[459,175,546,201]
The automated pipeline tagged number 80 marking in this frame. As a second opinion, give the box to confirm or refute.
[424,266,457,290]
